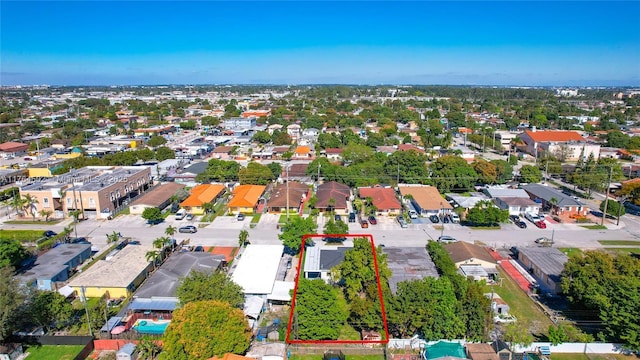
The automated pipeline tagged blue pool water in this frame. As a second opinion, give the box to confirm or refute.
[133,320,170,334]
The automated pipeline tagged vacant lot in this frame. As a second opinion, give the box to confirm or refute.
[0,229,44,242]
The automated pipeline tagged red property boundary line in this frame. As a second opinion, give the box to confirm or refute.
[286,233,390,345]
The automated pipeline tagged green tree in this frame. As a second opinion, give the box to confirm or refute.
[195,159,240,183]
[136,336,162,360]
[0,239,30,268]
[106,231,120,244]
[267,162,282,179]
[155,146,176,161]
[278,216,318,254]
[30,291,73,331]
[430,155,478,192]
[165,225,177,237]
[238,162,274,185]
[472,159,498,184]
[323,218,348,242]
[0,266,27,341]
[38,209,53,222]
[490,159,514,184]
[519,165,543,183]
[238,230,249,247]
[176,271,244,307]
[548,324,568,345]
[252,131,271,144]
[600,199,625,218]
[161,300,251,360]
[503,321,534,348]
[293,278,349,340]
[147,135,167,147]
[141,207,163,224]
[465,200,509,226]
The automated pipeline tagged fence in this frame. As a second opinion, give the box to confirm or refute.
[288,344,387,356]
[13,335,94,360]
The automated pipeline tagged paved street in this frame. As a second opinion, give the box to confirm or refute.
[2,208,640,255]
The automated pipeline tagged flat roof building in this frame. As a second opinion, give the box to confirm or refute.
[18,244,92,291]
[231,245,284,298]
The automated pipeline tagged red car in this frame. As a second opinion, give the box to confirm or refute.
[368,216,377,225]
[535,220,547,229]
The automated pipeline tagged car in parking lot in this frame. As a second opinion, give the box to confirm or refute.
[178,225,197,233]
[429,215,440,223]
[194,246,205,252]
[450,213,460,223]
[535,220,547,229]
[237,213,245,221]
[43,230,57,238]
[186,213,194,221]
[368,216,377,225]
[438,235,457,243]
[408,210,418,219]
[360,220,369,228]
[70,237,90,244]
[334,214,342,222]
[349,212,356,223]
[509,215,527,228]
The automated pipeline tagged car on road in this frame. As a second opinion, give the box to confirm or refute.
[360,220,369,228]
[535,237,554,246]
[43,230,57,238]
[438,235,457,243]
[368,216,377,225]
[429,215,440,223]
[178,225,197,233]
[237,213,245,221]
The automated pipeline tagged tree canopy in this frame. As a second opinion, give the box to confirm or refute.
[0,238,30,269]
[430,155,477,192]
[195,159,240,183]
[0,266,27,342]
[176,271,243,308]
[238,162,275,185]
[278,216,318,254]
[465,200,509,226]
[161,300,251,360]
[293,278,348,340]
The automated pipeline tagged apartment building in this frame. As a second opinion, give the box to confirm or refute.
[19,166,152,219]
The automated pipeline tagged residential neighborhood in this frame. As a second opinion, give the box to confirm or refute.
[1,84,639,360]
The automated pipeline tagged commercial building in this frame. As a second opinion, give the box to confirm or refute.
[519,129,600,161]
[19,166,152,219]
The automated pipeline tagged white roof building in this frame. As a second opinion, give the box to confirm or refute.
[231,245,284,297]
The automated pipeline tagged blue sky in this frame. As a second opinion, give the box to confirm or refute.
[1,1,639,86]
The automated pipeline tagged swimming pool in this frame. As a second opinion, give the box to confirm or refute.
[133,319,170,334]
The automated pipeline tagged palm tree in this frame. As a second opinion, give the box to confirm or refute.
[22,194,39,221]
[106,231,120,244]
[238,230,249,247]
[145,250,160,271]
[164,225,176,237]
[136,336,161,360]
[39,209,53,222]
[153,236,171,262]
[11,193,26,217]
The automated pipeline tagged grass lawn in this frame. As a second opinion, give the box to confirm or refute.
[279,213,300,223]
[5,219,61,225]
[0,229,45,242]
[251,213,262,224]
[559,248,583,257]
[598,240,640,246]
[23,345,85,360]
[581,225,607,230]
[487,268,553,335]
[604,247,640,255]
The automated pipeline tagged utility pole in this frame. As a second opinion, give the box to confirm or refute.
[601,166,613,226]
[616,195,629,226]
[286,164,290,222]
[545,160,549,184]
[81,286,93,336]
[397,160,400,185]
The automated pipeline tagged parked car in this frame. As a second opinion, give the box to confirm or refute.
[442,215,450,223]
[360,220,369,228]
[535,237,554,246]
[71,237,90,244]
[450,213,460,223]
[186,213,194,221]
[535,220,547,229]
[334,214,342,222]
[237,213,245,221]
[509,215,527,228]
[397,215,408,228]
[408,210,418,219]
[438,235,457,243]
[429,215,440,223]
[43,230,57,238]
[194,246,205,252]
[368,216,377,225]
[348,212,356,223]
[178,225,198,233]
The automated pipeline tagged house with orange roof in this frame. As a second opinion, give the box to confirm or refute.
[519,129,600,161]
[228,185,266,214]
[209,353,254,360]
[242,109,271,118]
[358,186,402,216]
[292,145,312,160]
[180,184,226,215]
[398,184,453,216]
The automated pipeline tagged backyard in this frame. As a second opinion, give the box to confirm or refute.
[23,344,86,360]
[0,229,45,243]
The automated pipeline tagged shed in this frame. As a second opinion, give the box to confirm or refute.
[116,343,137,360]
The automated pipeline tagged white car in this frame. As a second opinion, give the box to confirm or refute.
[408,210,418,219]
[450,213,460,223]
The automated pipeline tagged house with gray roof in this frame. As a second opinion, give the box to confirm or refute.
[383,247,439,294]
[19,243,92,291]
[517,247,568,294]
[521,183,589,217]
[303,246,349,282]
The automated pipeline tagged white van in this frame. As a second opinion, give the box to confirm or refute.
[450,213,460,223]
[175,209,187,220]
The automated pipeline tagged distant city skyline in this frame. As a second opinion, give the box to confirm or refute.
[1,1,639,87]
